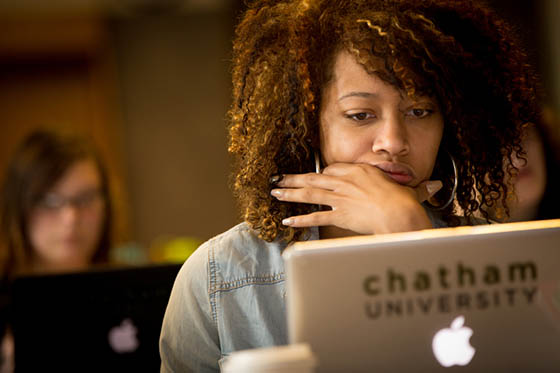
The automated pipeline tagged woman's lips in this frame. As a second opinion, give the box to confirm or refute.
[516,166,532,180]
[384,172,414,184]
[374,162,414,185]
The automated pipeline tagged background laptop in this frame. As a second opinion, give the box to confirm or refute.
[283,219,560,373]
[11,263,182,372]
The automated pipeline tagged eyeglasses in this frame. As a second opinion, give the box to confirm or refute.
[37,189,104,211]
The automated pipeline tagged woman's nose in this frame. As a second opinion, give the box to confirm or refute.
[60,204,80,225]
[371,115,409,156]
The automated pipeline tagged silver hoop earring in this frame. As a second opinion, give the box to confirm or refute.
[426,152,458,211]
[314,150,321,174]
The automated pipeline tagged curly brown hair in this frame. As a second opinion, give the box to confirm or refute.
[228,0,541,243]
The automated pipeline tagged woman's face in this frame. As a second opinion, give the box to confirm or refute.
[27,159,106,272]
[319,51,444,187]
[509,127,547,220]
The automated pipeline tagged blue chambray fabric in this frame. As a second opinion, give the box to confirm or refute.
[160,208,459,372]
[159,222,315,373]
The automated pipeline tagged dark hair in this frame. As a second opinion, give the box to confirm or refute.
[228,0,541,242]
[0,129,113,278]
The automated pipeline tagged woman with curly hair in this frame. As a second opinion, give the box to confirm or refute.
[160,0,541,371]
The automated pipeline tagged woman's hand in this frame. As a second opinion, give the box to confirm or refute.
[270,163,442,235]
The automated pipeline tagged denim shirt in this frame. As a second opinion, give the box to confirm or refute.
[159,209,455,372]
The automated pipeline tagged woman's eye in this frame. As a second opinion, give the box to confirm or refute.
[345,112,374,121]
[408,108,433,118]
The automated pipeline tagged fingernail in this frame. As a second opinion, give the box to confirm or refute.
[282,218,293,226]
[426,180,443,196]
[271,189,282,197]
[269,174,284,185]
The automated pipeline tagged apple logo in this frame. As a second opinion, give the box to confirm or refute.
[108,318,139,353]
[432,315,475,367]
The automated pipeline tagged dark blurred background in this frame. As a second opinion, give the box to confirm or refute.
[0,0,558,259]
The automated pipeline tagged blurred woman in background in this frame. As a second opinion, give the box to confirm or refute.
[0,129,113,276]
[490,110,560,222]
[0,129,114,372]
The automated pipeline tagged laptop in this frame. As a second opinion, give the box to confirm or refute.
[283,219,560,373]
[11,263,182,372]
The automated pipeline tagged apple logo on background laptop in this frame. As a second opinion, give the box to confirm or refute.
[108,318,139,353]
[432,315,475,367]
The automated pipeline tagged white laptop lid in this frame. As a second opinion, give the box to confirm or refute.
[283,219,560,373]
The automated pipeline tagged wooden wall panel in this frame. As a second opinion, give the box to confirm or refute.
[0,18,129,245]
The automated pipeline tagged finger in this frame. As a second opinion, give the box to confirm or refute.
[277,172,343,190]
[415,180,442,203]
[271,187,338,206]
[282,210,334,227]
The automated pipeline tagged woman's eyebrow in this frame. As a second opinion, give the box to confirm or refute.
[338,91,379,101]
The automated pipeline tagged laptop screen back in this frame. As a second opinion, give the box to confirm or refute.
[283,220,560,373]
[11,263,181,372]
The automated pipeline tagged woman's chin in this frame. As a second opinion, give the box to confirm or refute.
[38,247,92,272]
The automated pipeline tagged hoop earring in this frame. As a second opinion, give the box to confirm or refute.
[426,152,458,211]
[314,150,321,174]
